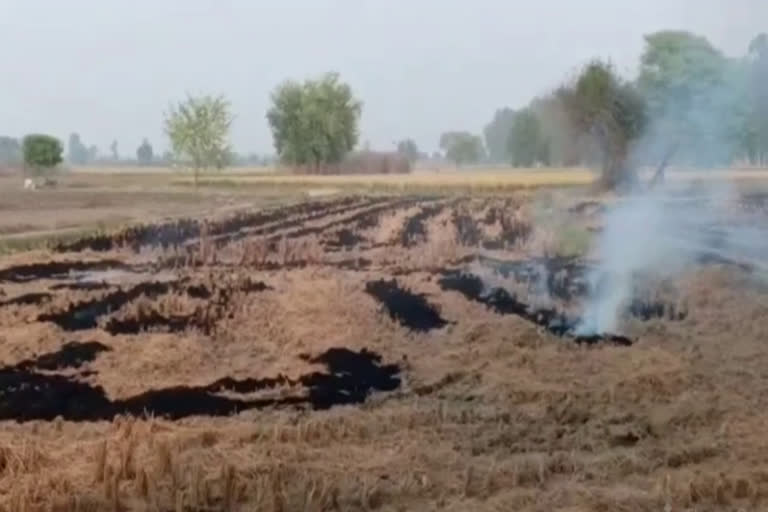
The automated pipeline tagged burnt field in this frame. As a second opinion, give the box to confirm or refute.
[1,191,768,511]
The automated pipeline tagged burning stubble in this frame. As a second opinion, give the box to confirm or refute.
[576,181,768,336]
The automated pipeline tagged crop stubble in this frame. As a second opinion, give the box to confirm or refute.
[0,193,765,511]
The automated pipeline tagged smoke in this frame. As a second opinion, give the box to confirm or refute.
[575,175,768,335]
[571,40,768,335]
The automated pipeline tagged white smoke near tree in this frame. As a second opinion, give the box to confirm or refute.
[574,178,768,336]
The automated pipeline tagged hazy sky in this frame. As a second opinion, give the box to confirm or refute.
[1,0,765,156]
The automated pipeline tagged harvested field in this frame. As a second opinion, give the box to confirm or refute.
[1,188,768,511]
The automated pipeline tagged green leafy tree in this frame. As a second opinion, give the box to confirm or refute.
[22,134,63,176]
[164,94,233,185]
[396,139,420,163]
[136,138,154,165]
[67,133,88,165]
[558,60,646,188]
[483,107,516,162]
[507,109,549,167]
[267,72,362,171]
[0,136,21,165]
[439,131,485,166]
[637,31,738,167]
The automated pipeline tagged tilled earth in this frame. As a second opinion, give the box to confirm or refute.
[0,193,767,511]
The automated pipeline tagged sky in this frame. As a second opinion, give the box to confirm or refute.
[0,0,765,156]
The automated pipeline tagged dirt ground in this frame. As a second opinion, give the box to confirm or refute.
[0,186,768,511]
[0,174,305,250]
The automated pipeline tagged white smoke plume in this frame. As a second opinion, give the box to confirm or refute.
[575,178,768,335]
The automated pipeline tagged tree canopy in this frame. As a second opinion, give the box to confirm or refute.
[557,61,646,187]
[267,72,362,171]
[637,30,737,166]
[0,137,21,165]
[165,94,233,184]
[474,29,768,188]
[483,107,516,162]
[748,33,768,164]
[439,132,485,166]
[507,108,549,167]
[396,139,420,163]
[136,138,154,165]
[68,133,89,165]
[22,134,63,175]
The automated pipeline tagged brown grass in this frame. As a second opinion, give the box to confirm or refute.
[0,190,766,510]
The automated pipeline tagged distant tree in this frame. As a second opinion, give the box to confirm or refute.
[164,94,233,185]
[483,107,516,162]
[439,131,485,166]
[0,136,21,165]
[748,33,768,164]
[67,133,88,165]
[507,109,549,167]
[22,134,63,176]
[137,138,154,165]
[267,72,362,171]
[396,139,420,163]
[749,33,768,56]
[110,140,119,161]
[558,60,646,188]
[87,145,99,162]
[161,150,174,165]
[529,95,584,166]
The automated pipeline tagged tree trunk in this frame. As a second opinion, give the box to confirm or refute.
[649,142,679,189]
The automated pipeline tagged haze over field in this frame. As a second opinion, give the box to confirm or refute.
[1,0,765,154]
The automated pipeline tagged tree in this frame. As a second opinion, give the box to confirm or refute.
[396,139,420,163]
[110,140,119,161]
[529,94,584,166]
[68,133,88,165]
[558,60,646,188]
[439,132,485,166]
[267,72,362,171]
[507,109,549,167]
[22,134,63,176]
[137,138,154,165]
[164,94,233,185]
[483,107,516,162]
[637,31,737,167]
[0,136,21,165]
[747,33,768,165]
[88,145,99,162]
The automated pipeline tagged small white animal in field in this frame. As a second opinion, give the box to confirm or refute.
[23,178,36,190]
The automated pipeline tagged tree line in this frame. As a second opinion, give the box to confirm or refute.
[2,30,766,188]
[0,72,368,180]
[480,30,768,186]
